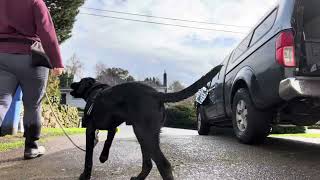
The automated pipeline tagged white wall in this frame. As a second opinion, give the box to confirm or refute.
[65,93,86,109]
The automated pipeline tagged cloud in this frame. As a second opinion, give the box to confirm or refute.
[61,0,277,85]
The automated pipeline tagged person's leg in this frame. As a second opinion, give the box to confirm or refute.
[0,53,19,136]
[21,67,48,150]
[12,54,49,157]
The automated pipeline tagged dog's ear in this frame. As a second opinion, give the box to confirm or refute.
[87,78,96,87]
[70,82,77,89]
[81,77,96,87]
[87,78,96,84]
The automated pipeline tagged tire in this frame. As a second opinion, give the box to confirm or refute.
[232,88,271,144]
[197,106,210,135]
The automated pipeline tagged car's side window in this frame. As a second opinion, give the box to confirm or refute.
[250,9,277,45]
[231,32,253,62]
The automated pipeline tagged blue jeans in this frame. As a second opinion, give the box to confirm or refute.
[0,53,49,148]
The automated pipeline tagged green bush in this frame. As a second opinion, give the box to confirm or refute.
[41,75,79,128]
[42,103,79,128]
[308,123,320,129]
[271,126,306,134]
[164,101,197,130]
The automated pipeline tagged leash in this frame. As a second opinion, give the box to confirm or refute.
[45,92,86,152]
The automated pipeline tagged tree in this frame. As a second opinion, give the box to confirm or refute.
[169,81,185,92]
[95,62,107,77]
[126,76,135,82]
[96,65,135,86]
[59,54,83,88]
[59,72,74,88]
[65,54,84,79]
[144,77,161,86]
[41,0,84,127]
[45,0,85,43]
[43,0,84,94]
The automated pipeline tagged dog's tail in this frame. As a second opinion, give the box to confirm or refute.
[155,65,223,103]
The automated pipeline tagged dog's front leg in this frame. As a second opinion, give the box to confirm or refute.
[99,128,116,163]
[80,127,96,180]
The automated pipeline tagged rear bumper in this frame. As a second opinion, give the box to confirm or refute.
[279,77,320,100]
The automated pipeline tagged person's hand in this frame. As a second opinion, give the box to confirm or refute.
[51,68,64,76]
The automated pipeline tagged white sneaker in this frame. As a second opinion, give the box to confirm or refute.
[24,146,46,159]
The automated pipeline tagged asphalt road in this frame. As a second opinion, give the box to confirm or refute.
[1,125,320,180]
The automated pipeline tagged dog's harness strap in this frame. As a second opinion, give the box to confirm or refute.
[85,89,103,116]
[86,104,94,115]
[82,83,109,127]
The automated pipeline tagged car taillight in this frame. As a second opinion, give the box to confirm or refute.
[276,31,296,67]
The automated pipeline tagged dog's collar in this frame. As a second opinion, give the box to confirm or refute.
[83,83,109,119]
[84,83,109,101]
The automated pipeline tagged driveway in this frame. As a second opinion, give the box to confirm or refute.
[0,125,320,180]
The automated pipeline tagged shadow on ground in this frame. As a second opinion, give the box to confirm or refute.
[1,128,320,180]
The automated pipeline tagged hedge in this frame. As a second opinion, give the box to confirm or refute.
[308,123,320,129]
[271,126,306,134]
[42,103,80,128]
[164,101,197,130]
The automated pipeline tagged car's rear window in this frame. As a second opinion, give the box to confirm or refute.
[250,9,277,45]
[232,32,253,62]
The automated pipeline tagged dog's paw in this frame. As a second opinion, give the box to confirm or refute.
[99,155,108,163]
[79,172,91,180]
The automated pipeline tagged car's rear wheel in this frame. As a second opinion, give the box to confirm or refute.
[197,106,210,135]
[232,88,271,144]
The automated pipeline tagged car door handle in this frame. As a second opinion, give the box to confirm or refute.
[209,87,215,92]
[209,85,217,91]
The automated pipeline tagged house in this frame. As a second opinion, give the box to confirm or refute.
[60,71,168,109]
[60,88,86,109]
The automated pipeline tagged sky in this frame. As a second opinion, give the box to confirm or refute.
[61,0,277,86]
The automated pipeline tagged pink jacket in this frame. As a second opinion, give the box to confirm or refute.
[0,0,64,68]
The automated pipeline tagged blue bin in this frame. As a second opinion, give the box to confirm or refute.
[1,87,23,135]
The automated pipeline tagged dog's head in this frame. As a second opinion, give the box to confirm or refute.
[70,77,96,99]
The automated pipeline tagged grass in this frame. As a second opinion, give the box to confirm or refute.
[0,141,25,152]
[0,128,86,152]
[270,133,320,138]
[41,128,86,137]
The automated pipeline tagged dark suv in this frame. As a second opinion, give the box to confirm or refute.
[195,0,320,144]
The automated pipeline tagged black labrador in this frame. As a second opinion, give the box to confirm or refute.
[70,65,222,180]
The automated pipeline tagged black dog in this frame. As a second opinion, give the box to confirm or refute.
[70,65,222,180]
